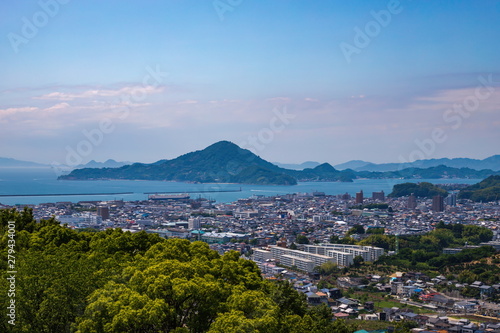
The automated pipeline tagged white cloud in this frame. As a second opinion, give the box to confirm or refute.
[34,85,165,101]
[177,99,198,105]
[0,106,38,119]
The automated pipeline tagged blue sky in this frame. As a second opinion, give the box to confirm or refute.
[1,0,499,166]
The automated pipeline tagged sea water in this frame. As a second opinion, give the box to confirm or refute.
[0,167,481,206]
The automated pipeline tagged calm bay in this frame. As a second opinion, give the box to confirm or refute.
[0,167,481,206]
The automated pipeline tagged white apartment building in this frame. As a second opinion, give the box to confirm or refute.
[306,244,385,262]
[253,248,273,262]
[269,245,353,271]
[253,244,384,273]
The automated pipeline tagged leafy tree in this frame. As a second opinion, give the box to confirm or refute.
[353,255,364,268]
[329,235,340,243]
[268,280,307,318]
[296,234,310,244]
[346,224,364,236]
[0,207,37,233]
[314,261,339,276]
[359,234,393,250]
[366,227,385,234]
[462,225,493,243]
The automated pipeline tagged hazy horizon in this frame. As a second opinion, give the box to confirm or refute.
[1,1,499,166]
[1,139,499,168]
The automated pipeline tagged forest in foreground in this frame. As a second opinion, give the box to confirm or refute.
[1,208,360,333]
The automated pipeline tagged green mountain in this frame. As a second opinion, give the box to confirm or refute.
[388,182,448,198]
[59,141,499,185]
[458,175,500,202]
[59,141,357,185]
[335,155,500,171]
[59,141,301,185]
[357,165,499,179]
[292,163,355,182]
[230,165,296,185]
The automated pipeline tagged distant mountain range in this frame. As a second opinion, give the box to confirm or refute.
[334,155,500,172]
[75,159,131,169]
[0,157,47,168]
[0,158,131,170]
[58,141,500,185]
[272,161,320,170]
[3,143,499,185]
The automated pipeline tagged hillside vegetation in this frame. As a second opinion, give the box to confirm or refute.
[59,141,499,185]
[0,208,355,333]
[459,175,500,202]
[388,182,448,198]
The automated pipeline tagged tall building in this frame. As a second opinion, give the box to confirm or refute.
[407,193,417,209]
[446,193,457,207]
[97,206,110,220]
[341,192,351,200]
[372,191,385,201]
[188,217,201,229]
[355,190,364,204]
[432,195,444,212]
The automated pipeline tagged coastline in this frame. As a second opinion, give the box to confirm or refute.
[0,169,482,206]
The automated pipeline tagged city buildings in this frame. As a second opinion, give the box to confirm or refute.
[97,206,110,220]
[372,191,385,201]
[432,195,445,212]
[408,193,417,209]
[355,190,364,204]
[252,244,385,272]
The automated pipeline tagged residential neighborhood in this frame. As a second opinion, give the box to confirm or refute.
[2,190,499,332]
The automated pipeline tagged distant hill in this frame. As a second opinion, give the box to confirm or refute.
[333,160,372,170]
[272,161,320,170]
[59,141,299,185]
[459,175,500,202]
[292,163,355,182]
[59,141,359,185]
[230,165,296,185]
[357,165,499,180]
[389,182,448,198]
[335,155,500,172]
[0,157,47,168]
[59,142,499,185]
[75,159,131,169]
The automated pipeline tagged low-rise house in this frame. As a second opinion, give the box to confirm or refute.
[470,281,483,288]
[359,313,378,321]
[453,301,477,313]
[479,285,493,297]
[461,322,479,333]
[305,291,321,305]
[426,317,451,331]
[364,301,374,311]
[336,297,359,309]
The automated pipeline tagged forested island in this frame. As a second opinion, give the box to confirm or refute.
[59,141,500,185]
[388,182,448,198]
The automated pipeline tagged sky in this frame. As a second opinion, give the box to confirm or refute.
[0,0,499,167]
